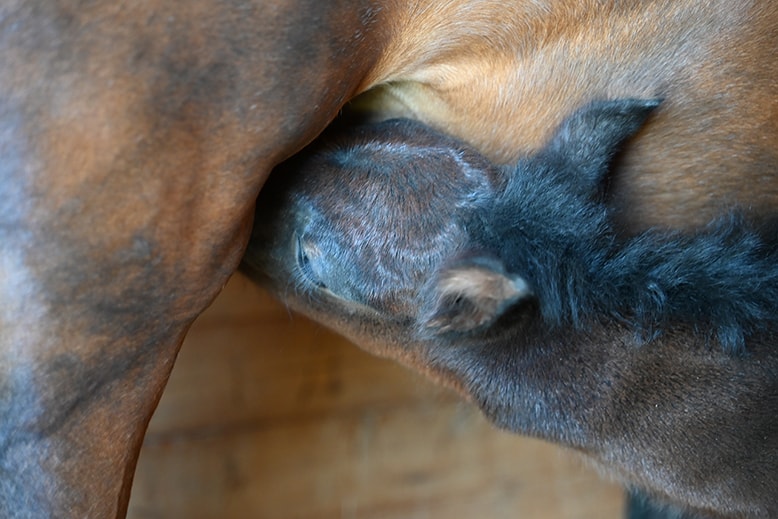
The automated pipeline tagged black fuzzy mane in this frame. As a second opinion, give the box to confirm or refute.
[479,158,778,355]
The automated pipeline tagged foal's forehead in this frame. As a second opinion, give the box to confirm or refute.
[303,119,502,212]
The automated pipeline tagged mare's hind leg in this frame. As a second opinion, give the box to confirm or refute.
[0,142,258,518]
[0,23,263,518]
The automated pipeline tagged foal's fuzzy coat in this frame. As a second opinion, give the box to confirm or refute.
[244,99,778,518]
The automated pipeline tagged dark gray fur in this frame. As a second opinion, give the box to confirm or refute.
[244,99,778,518]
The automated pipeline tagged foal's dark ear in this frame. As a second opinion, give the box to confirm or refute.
[422,256,532,334]
[541,98,662,196]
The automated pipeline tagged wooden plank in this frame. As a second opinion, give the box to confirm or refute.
[128,275,624,518]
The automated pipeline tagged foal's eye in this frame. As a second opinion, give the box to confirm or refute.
[296,235,326,289]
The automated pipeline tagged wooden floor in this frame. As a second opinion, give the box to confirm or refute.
[128,275,625,519]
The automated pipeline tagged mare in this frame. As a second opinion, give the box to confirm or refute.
[1,1,776,516]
